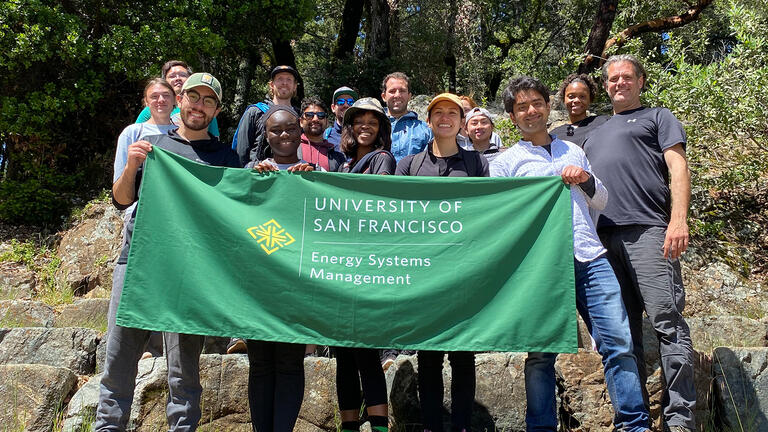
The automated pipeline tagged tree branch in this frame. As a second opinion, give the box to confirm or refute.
[604,0,714,52]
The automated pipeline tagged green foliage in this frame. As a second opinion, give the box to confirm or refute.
[0,238,70,305]
[633,0,768,275]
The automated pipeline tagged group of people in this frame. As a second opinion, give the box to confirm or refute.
[98,54,695,432]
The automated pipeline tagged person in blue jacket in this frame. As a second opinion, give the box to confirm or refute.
[380,72,432,161]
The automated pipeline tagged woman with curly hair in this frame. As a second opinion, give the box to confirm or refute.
[550,73,609,147]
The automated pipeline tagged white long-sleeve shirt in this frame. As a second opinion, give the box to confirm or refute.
[490,136,608,262]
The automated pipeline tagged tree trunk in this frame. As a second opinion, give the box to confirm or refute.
[333,0,365,60]
[270,38,304,101]
[368,0,391,60]
[445,0,458,92]
[603,0,714,52]
[577,0,618,74]
[232,55,253,118]
[389,0,402,55]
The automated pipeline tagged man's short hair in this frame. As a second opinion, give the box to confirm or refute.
[381,72,411,93]
[161,60,191,78]
[502,76,550,113]
[300,97,328,114]
[601,54,647,88]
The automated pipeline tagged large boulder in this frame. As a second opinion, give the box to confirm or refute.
[387,352,528,431]
[0,364,78,432]
[0,261,37,300]
[54,298,109,330]
[687,315,767,351]
[683,259,768,318]
[0,300,55,327]
[712,347,768,431]
[61,373,101,432]
[0,327,99,374]
[55,201,123,297]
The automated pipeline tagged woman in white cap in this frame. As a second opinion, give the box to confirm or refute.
[335,97,395,432]
[395,93,488,432]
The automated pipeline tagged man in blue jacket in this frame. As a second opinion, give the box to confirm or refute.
[380,72,432,161]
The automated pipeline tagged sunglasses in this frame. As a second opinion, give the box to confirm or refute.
[335,98,355,106]
[302,111,328,119]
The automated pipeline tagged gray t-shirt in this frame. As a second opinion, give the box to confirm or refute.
[583,107,686,228]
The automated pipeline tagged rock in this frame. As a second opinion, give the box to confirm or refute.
[683,260,768,318]
[0,261,37,300]
[712,347,768,431]
[0,364,78,432]
[61,374,101,432]
[0,300,54,327]
[300,356,338,430]
[0,327,98,374]
[387,352,527,431]
[96,337,107,374]
[556,351,614,430]
[687,315,768,351]
[55,298,109,330]
[55,201,123,297]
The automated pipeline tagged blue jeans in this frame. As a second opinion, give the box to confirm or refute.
[525,256,649,432]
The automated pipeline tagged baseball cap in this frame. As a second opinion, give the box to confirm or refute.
[465,107,494,126]
[426,93,464,117]
[181,73,223,103]
[333,86,359,102]
[270,65,300,80]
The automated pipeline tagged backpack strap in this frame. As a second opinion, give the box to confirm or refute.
[231,102,271,150]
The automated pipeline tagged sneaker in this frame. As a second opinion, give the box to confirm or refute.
[140,351,153,360]
[381,350,397,371]
[226,338,247,354]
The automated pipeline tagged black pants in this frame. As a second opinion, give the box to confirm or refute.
[246,340,305,432]
[335,347,388,410]
[417,351,476,432]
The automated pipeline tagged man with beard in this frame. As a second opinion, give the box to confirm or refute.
[299,97,346,172]
[324,86,358,151]
[95,73,240,432]
[135,59,220,137]
[232,65,300,166]
[380,72,432,161]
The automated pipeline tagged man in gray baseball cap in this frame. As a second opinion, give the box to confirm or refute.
[325,85,359,151]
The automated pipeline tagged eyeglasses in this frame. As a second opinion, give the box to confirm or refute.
[183,90,219,108]
[302,111,328,119]
[166,71,190,79]
[336,98,355,106]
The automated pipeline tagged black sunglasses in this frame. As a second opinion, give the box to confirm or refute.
[302,111,328,119]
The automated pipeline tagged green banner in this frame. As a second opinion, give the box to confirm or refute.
[117,147,577,353]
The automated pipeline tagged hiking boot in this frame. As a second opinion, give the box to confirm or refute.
[226,338,247,354]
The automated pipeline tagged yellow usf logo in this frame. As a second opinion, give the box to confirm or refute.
[247,219,295,255]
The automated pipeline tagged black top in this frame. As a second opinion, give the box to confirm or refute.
[550,115,609,148]
[395,142,489,177]
[582,107,686,228]
[341,150,396,175]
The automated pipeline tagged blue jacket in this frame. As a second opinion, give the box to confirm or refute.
[389,111,433,162]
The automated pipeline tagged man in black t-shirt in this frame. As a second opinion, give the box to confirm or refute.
[583,55,695,432]
[96,73,240,431]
